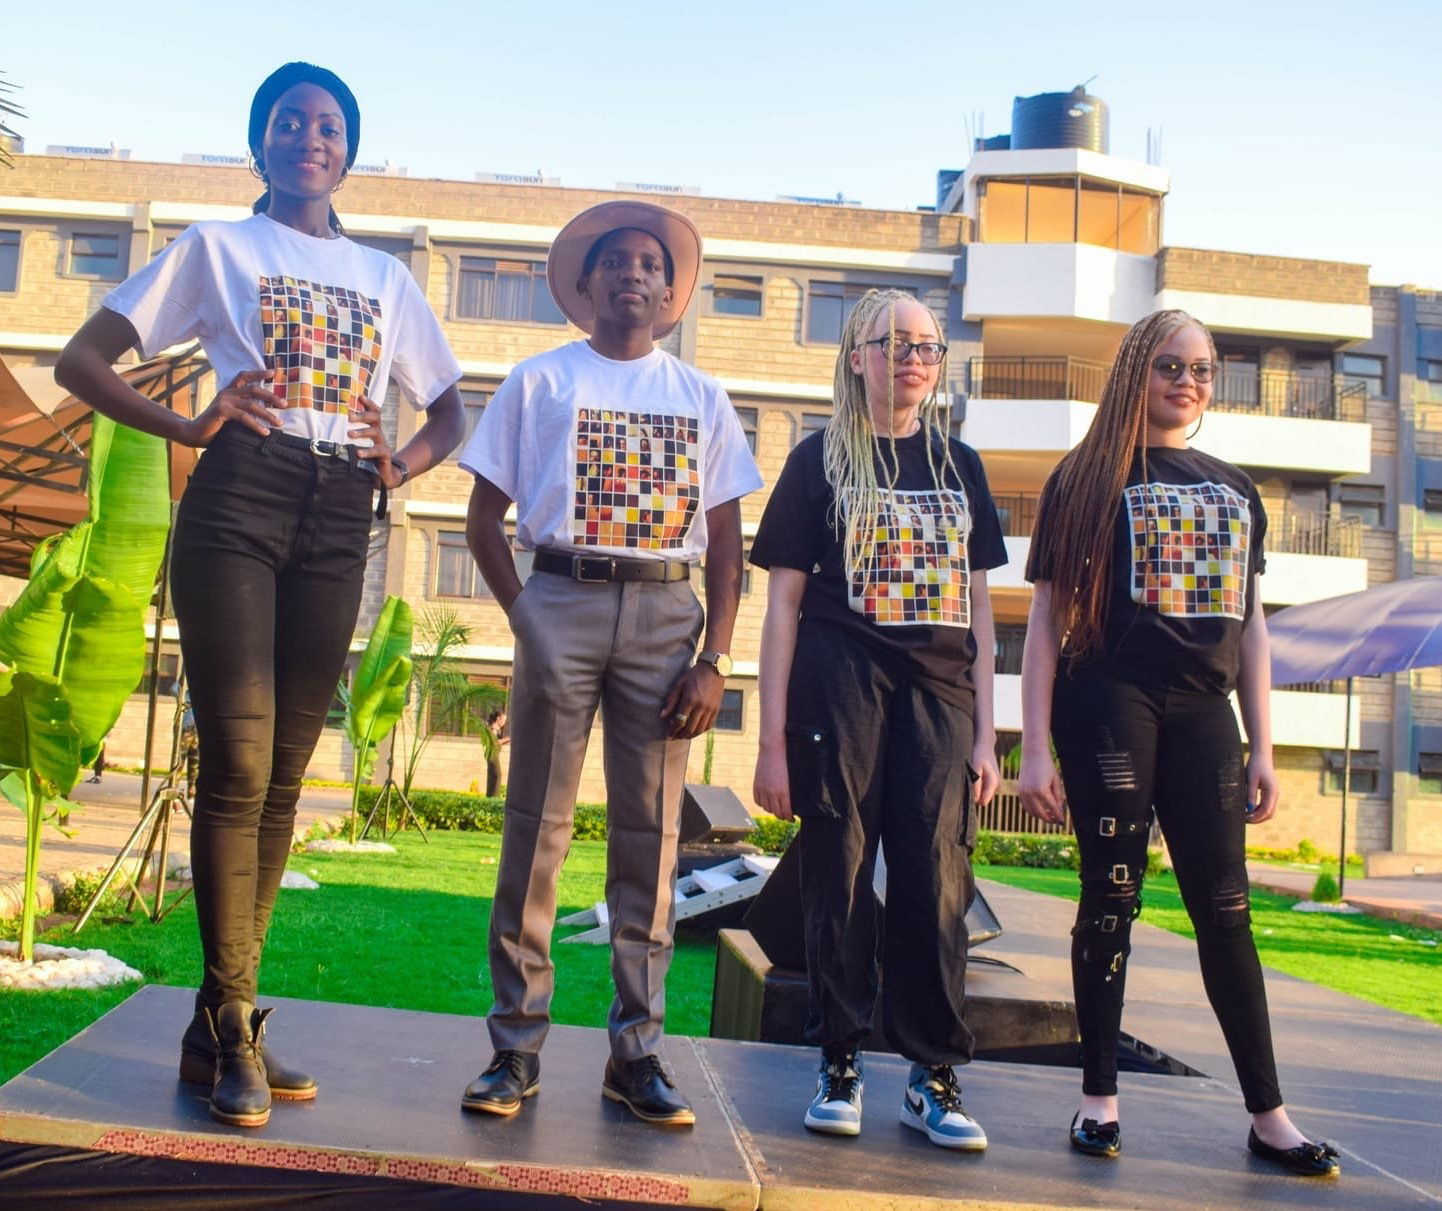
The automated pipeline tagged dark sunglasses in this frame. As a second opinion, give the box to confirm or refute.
[1152,355,1217,384]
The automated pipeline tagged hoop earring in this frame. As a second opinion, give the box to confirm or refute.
[333,173,347,194]
[248,153,266,181]
[1187,413,1204,440]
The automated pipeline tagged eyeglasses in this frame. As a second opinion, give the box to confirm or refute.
[861,337,948,366]
[1152,355,1217,384]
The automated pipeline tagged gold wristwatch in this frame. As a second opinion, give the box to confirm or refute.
[696,650,733,677]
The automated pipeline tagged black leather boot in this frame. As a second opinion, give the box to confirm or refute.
[181,1006,317,1100]
[206,1001,271,1127]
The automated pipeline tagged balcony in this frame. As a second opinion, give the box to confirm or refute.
[966,358,1367,424]
[1210,368,1367,423]
[1270,509,1361,558]
[966,356,1107,404]
[961,356,1372,477]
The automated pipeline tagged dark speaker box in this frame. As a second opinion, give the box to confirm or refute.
[679,784,755,845]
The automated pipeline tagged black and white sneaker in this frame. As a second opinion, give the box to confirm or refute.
[901,1063,986,1151]
[804,1049,863,1136]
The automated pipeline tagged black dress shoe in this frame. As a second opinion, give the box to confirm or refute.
[206,1001,271,1128]
[1069,1111,1121,1158]
[462,1050,540,1116]
[180,1007,317,1100]
[1248,1127,1341,1177]
[602,1055,695,1126]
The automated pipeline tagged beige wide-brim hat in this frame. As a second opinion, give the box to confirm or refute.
[546,200,702,340]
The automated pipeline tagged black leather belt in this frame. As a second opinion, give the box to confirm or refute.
[533,547,691,584]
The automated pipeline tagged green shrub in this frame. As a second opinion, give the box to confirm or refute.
[349,787,606,839]
[973,832,1079,870]
[1311,871,1341,903]
[746,816,798,854]
[1296,838,1321,863]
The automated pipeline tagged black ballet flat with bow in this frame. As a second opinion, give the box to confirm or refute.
[1069,1111,1121,1158]
[1247,1127,1341,1177]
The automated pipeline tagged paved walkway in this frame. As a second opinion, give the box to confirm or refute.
[1247,862,1442,928]
[0,773,352,918]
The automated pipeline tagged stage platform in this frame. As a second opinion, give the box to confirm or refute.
[1,972,1435,1210]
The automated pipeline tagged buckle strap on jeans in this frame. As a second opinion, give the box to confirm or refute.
[533,547,690,584]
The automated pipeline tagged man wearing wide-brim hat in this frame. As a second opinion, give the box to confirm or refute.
[458,200,762,1126]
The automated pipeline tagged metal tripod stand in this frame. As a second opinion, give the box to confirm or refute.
[73,680,196,931]
[360,744,428,842]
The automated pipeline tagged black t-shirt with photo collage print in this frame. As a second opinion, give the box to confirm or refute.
[751,428,1007,711]
[1025,445,1268,695]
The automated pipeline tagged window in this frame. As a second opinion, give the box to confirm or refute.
[1420,359,1442,402]
[1336,483,1384,528]
[0,229,18,291]
[1418,753,1442,796]
[801,411,830,439]
[994,623,1026,676]
[1341,353,1385,397]
[432,529,533,596]
[1423,488,1442,529]
[734,406,758,454]
[1025,178,1075,243]
[1325,751,1379,795]
[977,178,1159,253]
[712,273,763,318]
[434,530,477,597]
[137,652,182,697]
[716,688,745,732]
[429,675,510,738]
[456,256,565,324]
[458,388,490,452]
[69,232,123,279]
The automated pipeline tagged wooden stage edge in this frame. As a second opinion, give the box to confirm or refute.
[0,984,1433,1210]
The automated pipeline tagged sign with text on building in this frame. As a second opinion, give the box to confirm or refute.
[46,145,130,160]
[616,182,701,197]
[476,172,561,187]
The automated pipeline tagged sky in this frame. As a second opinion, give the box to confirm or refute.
[6,0,1440,288]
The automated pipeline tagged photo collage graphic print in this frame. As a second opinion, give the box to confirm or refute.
[573,409,701,549]
[1126,481,1251,618]
[259,275,382,413]
[847,489,972,627]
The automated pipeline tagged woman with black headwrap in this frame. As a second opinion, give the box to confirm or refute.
[57,62,465,1128]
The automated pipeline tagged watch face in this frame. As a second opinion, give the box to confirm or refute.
[713,653,733,677]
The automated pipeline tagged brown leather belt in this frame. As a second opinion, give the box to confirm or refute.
[533,547,691,584]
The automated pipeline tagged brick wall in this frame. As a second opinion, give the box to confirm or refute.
[1157,246,1370,306]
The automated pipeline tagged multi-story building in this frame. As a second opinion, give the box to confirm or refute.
[0,88,1437,867]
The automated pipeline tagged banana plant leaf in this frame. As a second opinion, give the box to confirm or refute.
[0,415,169,765]
[345,595,414,763]
[0,670,81,797]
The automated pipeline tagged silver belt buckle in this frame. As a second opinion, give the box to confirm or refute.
[572,555,614,583]
[309,438,343,458]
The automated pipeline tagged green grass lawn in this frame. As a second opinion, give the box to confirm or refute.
[5,835,1439,1086]
[979,866,1442,1026]
[0,832,719,1085]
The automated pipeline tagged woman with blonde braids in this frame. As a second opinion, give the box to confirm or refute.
[1019,310,1339,1177]
[752,289,1006,1149]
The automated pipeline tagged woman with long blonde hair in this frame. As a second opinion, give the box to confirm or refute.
[752,289,1006,1149]
[1019,310,1339,1176]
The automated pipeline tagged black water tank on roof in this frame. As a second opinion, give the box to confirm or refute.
[1011,87,1108,153]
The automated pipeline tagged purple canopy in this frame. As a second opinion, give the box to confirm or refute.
[1269,576,1442,686]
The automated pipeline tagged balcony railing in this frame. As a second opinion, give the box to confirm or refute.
[1210,370,1366,423]
[991,492,1041,538]
[966,356,1108,404]
[1270,509,1363,558]
[967,358,1368,423]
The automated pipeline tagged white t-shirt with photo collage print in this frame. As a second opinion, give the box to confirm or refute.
[104,213,462,446]
[461,340,762,564]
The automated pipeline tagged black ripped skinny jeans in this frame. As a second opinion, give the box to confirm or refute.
[170,424,373,1012]
[1052,662,1282,1113]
